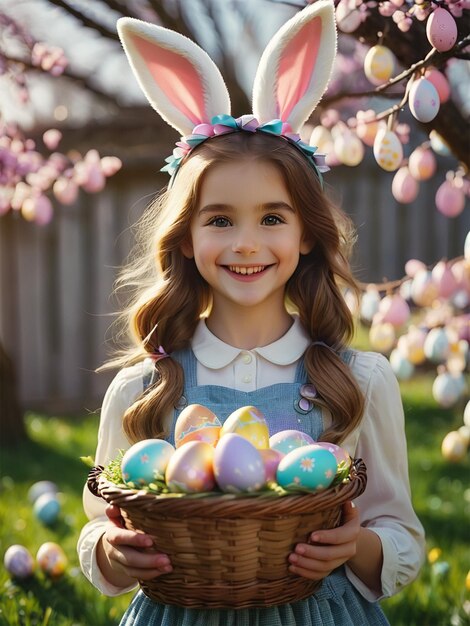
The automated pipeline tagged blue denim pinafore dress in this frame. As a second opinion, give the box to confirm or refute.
[119,348,390,626]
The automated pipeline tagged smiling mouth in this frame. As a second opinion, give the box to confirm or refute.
[226,265,269,275]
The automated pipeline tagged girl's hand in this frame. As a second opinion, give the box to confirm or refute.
[288,501,360,580]
[99,505,172,582]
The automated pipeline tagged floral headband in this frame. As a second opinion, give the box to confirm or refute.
[117,1,337,188]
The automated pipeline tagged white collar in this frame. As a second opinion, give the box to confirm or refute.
[191,316,311,369]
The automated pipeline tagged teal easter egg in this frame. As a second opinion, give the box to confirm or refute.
[276,445,337,492]
[269,429,315,455]
[121,439,175,486]
[33,492,60,525]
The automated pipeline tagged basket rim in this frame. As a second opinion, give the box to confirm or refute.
[88,458,367,518]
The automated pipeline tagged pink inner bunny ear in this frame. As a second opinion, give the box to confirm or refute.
[276,17,322,121]
[131,34,207,126]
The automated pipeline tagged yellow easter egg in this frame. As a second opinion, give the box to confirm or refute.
[221,406,269,449]
[373,128,403,172]
[175,403,221,448]
[369,322,396,353]
[364,45,395,86]
[36,542,68,578]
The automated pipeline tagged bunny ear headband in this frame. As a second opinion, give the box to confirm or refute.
[117,0,337,187]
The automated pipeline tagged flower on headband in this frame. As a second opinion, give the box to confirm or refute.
[161,114,329,185]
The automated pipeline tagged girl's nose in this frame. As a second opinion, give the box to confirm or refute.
[231,229,260,254]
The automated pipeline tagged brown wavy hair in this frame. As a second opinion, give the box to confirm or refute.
[109,131,364,444]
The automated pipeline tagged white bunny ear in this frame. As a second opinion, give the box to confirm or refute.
[252,0,337,133]
[117,17,231,137]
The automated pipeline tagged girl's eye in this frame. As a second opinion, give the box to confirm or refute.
[209,216,231,227]
[262,214,283,226]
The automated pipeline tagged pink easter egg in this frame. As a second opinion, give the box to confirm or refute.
[432,260,459,299]
[405,258,426,278]
[53,177,78,205]
[378,293,411,327]
[424,68,450,103]
[426,8,458,52]
[392,166,419,203]
[435,181,465,217]
[260,448,284,483]
[408,147,436,181]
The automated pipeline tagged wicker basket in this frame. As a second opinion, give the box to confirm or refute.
[88,458,366,609]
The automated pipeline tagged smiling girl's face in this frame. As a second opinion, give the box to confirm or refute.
[182,158,311,326]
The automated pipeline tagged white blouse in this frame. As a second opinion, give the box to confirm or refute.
[78,317,425,601]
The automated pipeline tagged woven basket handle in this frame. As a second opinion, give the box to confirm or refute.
[87,465,105,498]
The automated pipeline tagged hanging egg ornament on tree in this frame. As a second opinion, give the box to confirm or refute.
[435,178,465,218]
[432,260,459,299]
[389,349,415,380]
[408,146,436,181]
[356,110,379,146]
[335,0,362,33]
[411,269,439,306]
[432,369,461,407]
[426,7,458,52]
[364,45,395,86]
[397,326,427,365]
[408,77,440,123]
[334,131,364,167]
[392,167,419,203]
[424,68,450,103]
[378,293,411,327]
[429,130,451,157]
[424,327,450,363]
[360,285,381,323]
[369,321,396,353]
[309,126,333,154]
[373,127,403,171]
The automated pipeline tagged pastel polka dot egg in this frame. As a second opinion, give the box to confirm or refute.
[408,77,440,123]
[36,542,67,578]
[121,438,175,486]
[276,444,337,493]
[4,545,35,579]
[175,403,222,448]
[221,405,270,449]
[426,7,458,52]
[269,429,315,455]
[364,45,395,86]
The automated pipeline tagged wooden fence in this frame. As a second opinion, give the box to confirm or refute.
[0,161,468,414]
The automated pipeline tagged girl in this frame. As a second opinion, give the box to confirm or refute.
[78,3,425,625]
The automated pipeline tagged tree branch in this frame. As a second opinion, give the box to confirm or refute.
[46,0,119,40]
[2,52,117,104]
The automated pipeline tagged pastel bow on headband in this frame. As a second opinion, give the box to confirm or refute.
[117,1,337,184]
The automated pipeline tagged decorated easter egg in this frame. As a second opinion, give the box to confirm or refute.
[408,147,436,181]
[174,403,221,448]
[408,78,440,123]
[334,132,364,167]
[364,45,395,86]
[424,327,450,363]
[426,8,458,52]
[313,442,351,482]
[360,285,381,322]
[276,445,337,493]
[213,433,265,493]
[121,439,175,486]
[373,128,403,172]
[432,371,461,407]
[221,406,269,449]
[165,440,215,493]
[369,322,396,353]
[309,125,333,153]
[392,167,419,204]
[4,545,35,579]
[269,429,315,455]
[378,293,411,327]
[411,269,439,306]
[435,180,465,218]
[389,349,415,380]
[33,493,60,525]
[397,326,427,365]
[36,542,68,578]
[260,448,284,482]
[405,259,427,278]
[432,260,459,299]
[441,430,467,462]
[424,68,450,103]
[28,480,58,503]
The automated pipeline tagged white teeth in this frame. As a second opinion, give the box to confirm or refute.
[228,265,265,275]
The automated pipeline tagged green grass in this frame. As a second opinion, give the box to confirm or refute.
[1,348,469,625]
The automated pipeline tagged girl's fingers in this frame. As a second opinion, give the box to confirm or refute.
[110,545,171,570]
[106,527,154,549]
